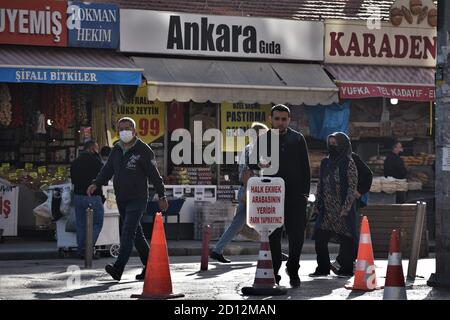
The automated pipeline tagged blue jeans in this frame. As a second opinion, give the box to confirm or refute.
[74,195,104,256]
[114,198,149,272]
[214,186,246,254]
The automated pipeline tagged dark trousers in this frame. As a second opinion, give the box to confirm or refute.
[269,196,307,276]
[315,229,355,274]
[114,198,149,272]
[336,201,361,267]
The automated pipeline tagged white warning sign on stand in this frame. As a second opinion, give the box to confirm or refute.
[246,177,285,234]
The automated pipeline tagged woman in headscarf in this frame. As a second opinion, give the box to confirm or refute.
[309,132,358,277]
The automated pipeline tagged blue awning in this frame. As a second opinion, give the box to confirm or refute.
[0,46,142,86]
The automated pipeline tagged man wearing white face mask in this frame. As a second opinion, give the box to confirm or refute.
[87,117,168,281]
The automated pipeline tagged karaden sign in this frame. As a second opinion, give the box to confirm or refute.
[120,9,324,61]
[325,0,437,67]
[0,0,119,49]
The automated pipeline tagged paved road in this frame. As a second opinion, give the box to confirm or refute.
[0,254,448,300]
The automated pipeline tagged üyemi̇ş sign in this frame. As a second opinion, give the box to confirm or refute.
[120,9,324,61]
[247,177,285,234]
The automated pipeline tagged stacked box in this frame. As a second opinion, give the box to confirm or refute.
[194,201,237,240]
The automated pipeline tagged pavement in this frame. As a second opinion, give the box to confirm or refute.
[0,254,448,300]
[0,238,339,260]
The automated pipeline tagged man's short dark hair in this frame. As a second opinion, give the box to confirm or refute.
[271,104,291,116]
[100,146,112,157]
[84,140,97,151]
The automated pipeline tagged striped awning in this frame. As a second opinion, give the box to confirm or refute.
[325,64,435,102]
[0,45,142,86]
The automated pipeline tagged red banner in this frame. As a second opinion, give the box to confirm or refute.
[0,0,68,47]
[339,83,435,102]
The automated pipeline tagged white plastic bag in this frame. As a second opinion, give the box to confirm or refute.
[33,190,52,219]
[60,185,72,216]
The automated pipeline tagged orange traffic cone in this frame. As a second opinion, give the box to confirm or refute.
[131,212,184,300]
[383,229,407,300]
[242,229,287,296]
[345,216,382,291]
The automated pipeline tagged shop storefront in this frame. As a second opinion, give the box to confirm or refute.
[118,9,339,239]
[0,0,142,239]
[323,0,437,240]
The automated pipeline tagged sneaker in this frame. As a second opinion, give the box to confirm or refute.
[210,251,231,263]
[309,270,330,277]
[105,263,122,281]
[285,268,301,288]
[330,260,341,275]
[275,274,281,285]
[136,268,146,281]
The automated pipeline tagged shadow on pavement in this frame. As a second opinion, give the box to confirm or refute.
[240,276,349,300]
[423,287,450,300]
[33,281,128,299]
[186,263,254,279]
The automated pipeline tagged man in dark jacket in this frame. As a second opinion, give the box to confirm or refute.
[87,117,168,281]
[249,104,311,288]
[384,141,407,203]
[70,140,104,259]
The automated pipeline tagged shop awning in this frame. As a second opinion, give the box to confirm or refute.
[132,57,339,105]
[325,64,435,102]
[0,46,142,86]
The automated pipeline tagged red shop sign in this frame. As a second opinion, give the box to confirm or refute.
[0,0,68,47]
[339,83,435,102]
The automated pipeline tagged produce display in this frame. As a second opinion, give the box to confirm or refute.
[0,164,69,191]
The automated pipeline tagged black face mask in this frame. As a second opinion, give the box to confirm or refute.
[328,145,339,157]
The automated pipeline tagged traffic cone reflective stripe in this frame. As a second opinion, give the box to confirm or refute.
[383,230,407,300]
[131,212,184,300]
[242,229,287,296]
[345,216,382,291]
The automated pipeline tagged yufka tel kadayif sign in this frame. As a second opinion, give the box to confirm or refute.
[247,177,285,234]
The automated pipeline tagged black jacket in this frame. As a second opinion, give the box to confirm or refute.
[93,138,165,201]
[249,128,311,198]
[352,153,373,195]
[70,151,103,196]
[384,152,407,179]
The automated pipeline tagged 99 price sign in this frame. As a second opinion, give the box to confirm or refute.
[138,118,161,137]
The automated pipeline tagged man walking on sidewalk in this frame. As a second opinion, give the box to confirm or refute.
[70,140,104,259]
[87,117,168,281]
[249,104,311,288]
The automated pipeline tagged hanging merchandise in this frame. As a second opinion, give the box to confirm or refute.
[54,86,74,132]
[307,101,350,141]
[72,85,88,126]
[0,84,12,127]
[36,111,47,134]
[9,85,23,128]
[23,85,39,139]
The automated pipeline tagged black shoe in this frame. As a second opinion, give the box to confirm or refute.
[136,268,146,281]
[105,263,122,281]
[336,270,354,278]
[285,268,301,288]
[330,260,341,275]
[210,251,231,263]
[275,274,281,285]
[309,270,330,277]
[281,252,289,262]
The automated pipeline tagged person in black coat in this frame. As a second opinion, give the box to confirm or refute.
[384,141,407,203]
[70,140,104,259]
[249,104,311,288]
